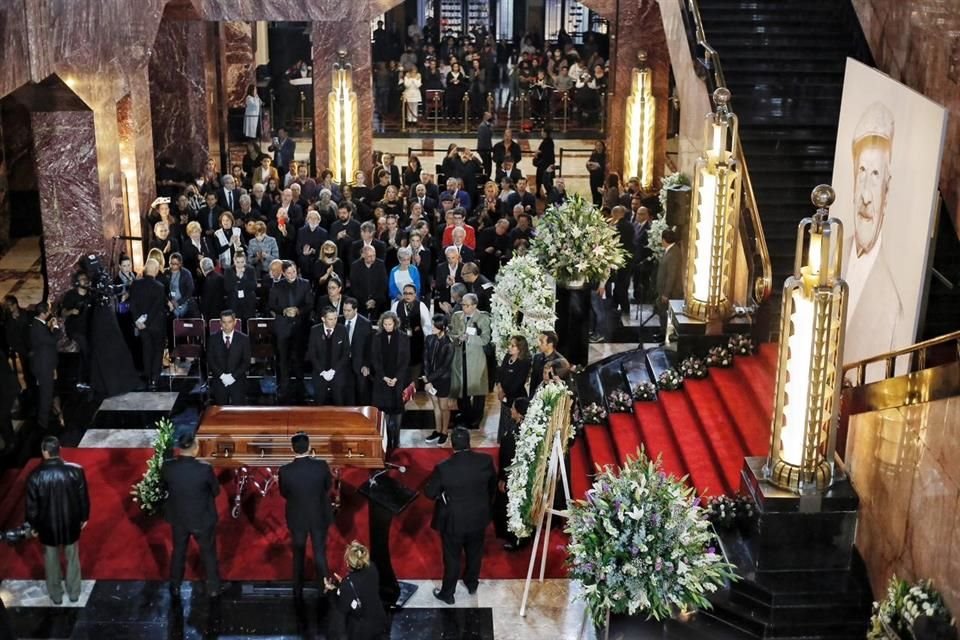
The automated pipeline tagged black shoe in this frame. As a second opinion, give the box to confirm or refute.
[433,588,455,605]
[425,430,440,444]
[465,582,478,595]
[168,584,181,599]
[436,433,448,446]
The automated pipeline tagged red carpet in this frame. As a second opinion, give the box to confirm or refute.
[592,348,777,498]
[0,447,569,582]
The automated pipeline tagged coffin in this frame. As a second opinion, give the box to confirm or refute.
[196,405,385,469]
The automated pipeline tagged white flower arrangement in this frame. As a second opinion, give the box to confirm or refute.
[130,418,175,515]
[530,194,626,285]
[633,381,658,402]
[728,333,754,356]
[706,346,733,368]
[657,368,684,391]
[679,356,709,380]
[868,575,956,639]
[490,255,557,361]
[566,449,738,626]
[506,382,571,539]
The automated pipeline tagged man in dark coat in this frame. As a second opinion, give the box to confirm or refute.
[343,299,373,405]
[29,302,61,431]
[611,205,635,316]
[656,228,683,338]
[307,307,351,405]
[424,427,497,604]
[279,432,333,600]
[25,436,89,604]
[129,258,168,389]
[349,247,388,318]
[269,260,314,402]
[161,433,225,599]
[206,309,251,405]
[198,258,226,324]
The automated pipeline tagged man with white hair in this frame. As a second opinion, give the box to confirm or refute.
[280,188,304,228]
[129,258,168,389]
[842,101,903,365]
[434,246,463,307]
[250,182,274,218]
[218,174,241,213]
[296,209,328,274]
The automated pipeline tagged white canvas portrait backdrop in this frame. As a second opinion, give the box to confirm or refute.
[831,58,948,380]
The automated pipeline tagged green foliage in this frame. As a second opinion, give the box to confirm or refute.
[130,418,175,515]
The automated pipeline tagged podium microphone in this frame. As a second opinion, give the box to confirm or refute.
[369,462,406,486]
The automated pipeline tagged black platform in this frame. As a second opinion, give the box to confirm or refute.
[92,391,183,429]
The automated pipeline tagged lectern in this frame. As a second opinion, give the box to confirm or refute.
[359,470,418,607]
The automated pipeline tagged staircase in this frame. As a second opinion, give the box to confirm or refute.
[691,0,871,336]
[569,344,776,500]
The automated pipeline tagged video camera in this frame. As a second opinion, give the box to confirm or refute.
[78,254,124,306]
[2,523,33,545]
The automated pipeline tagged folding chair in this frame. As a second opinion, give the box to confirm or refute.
[246,317,276,379]
[168,318,206,391]
[208,318,222,335]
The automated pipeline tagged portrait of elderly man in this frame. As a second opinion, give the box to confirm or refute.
[841,101,903,366]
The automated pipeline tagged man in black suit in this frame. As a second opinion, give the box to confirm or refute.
[611,205,635,316]
[258,259,284,314]
[425,428,497,604]
[130,258,168,389]
[331,202,362,261]
[217,175,242,214]
[269,260,314,402]
[342,298,373,405]
[206,309,251,405]
[198,258,226,323]
[296,210,328,276]
[461,262,494,312]
[632,205,654,304]
[198,192,225,237]
[161,433,226,599]
[279,432,333,600]
[268,127,296,177]
[348,246,387,318]
[375,152,401,188]
[434,246,463,308]
[29,302,61,431]
[408,183,437,217]
[307,307,351,405]
[656,228,683,340]
[348,222,386,265]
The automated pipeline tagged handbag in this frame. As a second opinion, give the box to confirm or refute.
[401,381,416,404]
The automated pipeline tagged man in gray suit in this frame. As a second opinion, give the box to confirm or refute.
[841,102,903,371]
[655,228,683,340]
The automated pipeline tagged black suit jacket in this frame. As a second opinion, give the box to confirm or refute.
[348,259,388,312]
[198,205,225,234]
[28,318,60,377]
[129,276,167,333]
[346,314,373,375]
[307,323,351,380]
[408,196,437,215]
[425,449,497,534]
[161,456,220,530]
[433,262,463,303]
[206,331,251,380]
[279,456,333,532]
[348,239,386,265]
[217,187,243,213]
[199,271,226,322]
[268,277,314,338]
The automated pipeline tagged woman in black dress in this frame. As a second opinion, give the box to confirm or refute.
[325,541,388,640]
[445,61,469,120]
[223,250,258,322]
[495,397,530,551]
[533,126,556,199]
[422,314,455,446]
[371,311,410,452]
[586,139,607,208]
[495,335,531,443]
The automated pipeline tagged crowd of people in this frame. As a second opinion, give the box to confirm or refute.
[372,23,611,128]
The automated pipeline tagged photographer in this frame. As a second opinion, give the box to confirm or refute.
[25,436,90,605]
[59,272,93,390]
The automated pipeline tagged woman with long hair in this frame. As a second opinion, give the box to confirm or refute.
[212,211,243,269]
[403,155,422,189]
[601,171,621,213]
[495,335,531,442]
[370,311,410,452]
[586,139,607,207]
[422,314,455,446]
[312,240,345,295]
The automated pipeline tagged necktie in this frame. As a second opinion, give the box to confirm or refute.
[225,335,231,349]
[326,329,332,338]
[346,320,353,343]
[227,191,232,209]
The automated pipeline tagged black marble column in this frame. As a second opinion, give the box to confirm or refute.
[556,284,590,367]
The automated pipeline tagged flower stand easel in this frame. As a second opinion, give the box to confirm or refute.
[519,392,573,617]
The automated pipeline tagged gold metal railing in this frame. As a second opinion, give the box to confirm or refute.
[685,0,773,306]
[842,329,960,388]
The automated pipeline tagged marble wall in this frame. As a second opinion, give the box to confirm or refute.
[312,14,375,178]
[223,22,255,109]
[149,19,214,176]
[30,111,103,300]
[0,119,8,250]
[846,397,960,616]
[589,0,671,189]
[852,0,960,232]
